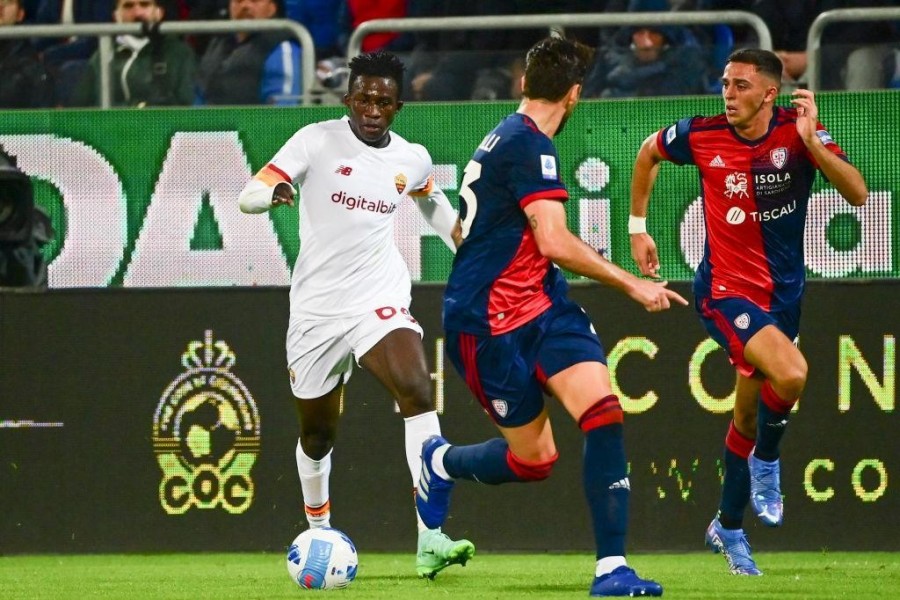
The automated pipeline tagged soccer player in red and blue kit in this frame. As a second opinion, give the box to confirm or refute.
[414,37,687,597]
[629,48,868,575]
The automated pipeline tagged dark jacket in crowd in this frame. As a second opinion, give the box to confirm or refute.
[0,39,54,108]
[72,33,197,107]
[586,26,708,98]
[34,0,115,64]
[196,31,301,105]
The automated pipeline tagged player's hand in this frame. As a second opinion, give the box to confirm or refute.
[272,182,295,207]
[791,89,819,144]
[630,232,661,278]
[628,278,689,313]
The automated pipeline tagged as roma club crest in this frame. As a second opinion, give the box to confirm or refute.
[770,147,788,170]
[394,173,407,194]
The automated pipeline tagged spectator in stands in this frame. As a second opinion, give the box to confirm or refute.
[748,0,816,90]
[34,0,115,62]
[342,0,407,54]
[749,0,898,91]
[404,0,545,101]
[20,0,40,21]
[284,0,341,59]
[195,0,302,105]
[0,0,54,107]
[34,0,115,104]
[71,0,196,107]
[586,24,707,98]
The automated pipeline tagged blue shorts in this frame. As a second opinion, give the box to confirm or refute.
[696,295,800,377]
[445,300,606,427]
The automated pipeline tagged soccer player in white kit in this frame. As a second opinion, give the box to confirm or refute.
[238,51,474,578]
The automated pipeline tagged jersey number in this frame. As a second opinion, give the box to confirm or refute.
[458,160,482,240]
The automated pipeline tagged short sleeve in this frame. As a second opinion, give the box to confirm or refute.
[657,116,696,165]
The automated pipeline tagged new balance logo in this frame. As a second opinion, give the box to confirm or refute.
[335,165,353,176]
[609,477,631,491]
[709,155,726,168]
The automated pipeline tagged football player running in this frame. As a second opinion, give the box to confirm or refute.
[629,48,867,575]
[238,50,473,579]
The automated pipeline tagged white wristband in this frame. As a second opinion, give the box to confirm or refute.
[628,215,647,235]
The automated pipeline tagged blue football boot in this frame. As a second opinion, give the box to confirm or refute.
[705,517,762,576]
[415,435,454,530]
[748,452,784,527]
[589,566,663,597]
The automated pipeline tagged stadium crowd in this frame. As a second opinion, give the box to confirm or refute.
[0,0,897,108]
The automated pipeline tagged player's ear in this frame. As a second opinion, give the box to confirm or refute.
[395,100,404,112]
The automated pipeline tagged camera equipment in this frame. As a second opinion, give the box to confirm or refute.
[0,145,54,288]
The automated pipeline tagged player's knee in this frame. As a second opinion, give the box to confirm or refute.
[299,431,335,460]
[394,376,435,417]
[507,450,558,482]
[577,395,624,432]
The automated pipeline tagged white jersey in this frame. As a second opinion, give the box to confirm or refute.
[269,117,433,319]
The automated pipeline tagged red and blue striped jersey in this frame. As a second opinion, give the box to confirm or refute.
[658,106,849,310]
[444,113,570,335]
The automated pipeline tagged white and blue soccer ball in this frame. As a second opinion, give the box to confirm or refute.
[286,527,358,590]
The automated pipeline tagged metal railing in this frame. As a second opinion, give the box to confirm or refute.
[806,7,900,92]
[0,19,317,107]
[348,11,772,59]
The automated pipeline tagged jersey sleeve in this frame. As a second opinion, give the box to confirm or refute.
[509,134,568,208]
[408,143,435,197]
[656,116,696,165]
[265,123,319,184]
[808,122,849,170]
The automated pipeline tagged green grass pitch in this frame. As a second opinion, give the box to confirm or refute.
[2,552,898,599]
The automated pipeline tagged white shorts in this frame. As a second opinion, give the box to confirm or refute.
[286,303,424,399]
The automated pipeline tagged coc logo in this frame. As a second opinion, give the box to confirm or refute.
[152,330,260,515]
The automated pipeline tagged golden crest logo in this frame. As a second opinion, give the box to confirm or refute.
[152,330,260,515]
[394,172,407,194]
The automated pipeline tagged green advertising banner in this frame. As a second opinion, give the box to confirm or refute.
[1,92,896,287]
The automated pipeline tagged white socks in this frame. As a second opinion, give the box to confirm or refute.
[596,556,627,577]
[404,411,441,532]
[296,439,332,528]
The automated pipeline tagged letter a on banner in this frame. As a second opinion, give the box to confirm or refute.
[124,132,290,286]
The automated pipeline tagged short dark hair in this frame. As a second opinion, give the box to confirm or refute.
[523,37,595,102]
[726,48,783,86]
[347,51,406,97]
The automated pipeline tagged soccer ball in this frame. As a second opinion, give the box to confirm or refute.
[286,527,358,590]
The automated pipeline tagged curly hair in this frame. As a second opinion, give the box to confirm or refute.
[347,51,406,97]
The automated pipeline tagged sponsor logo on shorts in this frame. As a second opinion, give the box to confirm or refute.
[734,313,750,330]
[491,399,509,418]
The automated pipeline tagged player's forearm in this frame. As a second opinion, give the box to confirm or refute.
[812,148,868,206]
[545,232,634,291]
[630,136,662,218]
[238,178,275,213]
[416,186,459,252]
